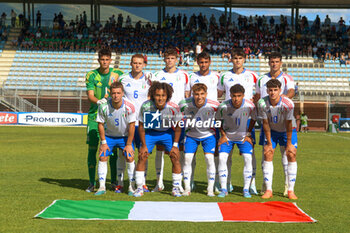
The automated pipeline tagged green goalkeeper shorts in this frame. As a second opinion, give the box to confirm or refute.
[86,118,99,146]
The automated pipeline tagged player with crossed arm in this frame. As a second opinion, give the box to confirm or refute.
[257,79,298,200]
[217,48,259,195]
[180,83,220,196]
[216,84,256,198]
[116,54,152,194]
[133,82,183,197]
[255,52,296,196]
[151,48,190,192]
[85,48,123,192]
[186,51,220,191]
[95,82,136,195]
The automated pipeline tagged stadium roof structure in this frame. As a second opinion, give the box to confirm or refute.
[1,0,350,8]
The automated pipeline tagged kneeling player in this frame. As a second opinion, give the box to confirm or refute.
[216,84,256,198]
[95,82,136,195]
[258,79,298,200]
[179,83,220,196]
[134,81,183,197]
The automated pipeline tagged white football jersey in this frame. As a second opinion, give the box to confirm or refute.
[96,98,136,137]
[218,68,258,101]
[187,71,220,101]
[152,68,189,104]
[216,99,256,142]
[139,100,182,132]
[179,97,220,139]
[256,72,295,98]
[119,72,152,126]
[258,96,294,132]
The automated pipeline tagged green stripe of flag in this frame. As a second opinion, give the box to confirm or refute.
[36,200,135,220]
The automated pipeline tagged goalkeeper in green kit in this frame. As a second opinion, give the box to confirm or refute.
[85,48,123,192]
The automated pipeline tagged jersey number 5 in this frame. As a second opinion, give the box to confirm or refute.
[115,118,119,126]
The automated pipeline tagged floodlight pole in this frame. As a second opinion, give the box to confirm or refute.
[27,3,30,26]
[32,3,34,27]
[295,7,299,32]
[23,2,26,19]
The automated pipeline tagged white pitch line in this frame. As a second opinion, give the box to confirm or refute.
[322,134,350,140]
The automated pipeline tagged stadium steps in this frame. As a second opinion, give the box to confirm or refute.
[0,50,16,87]
[4,27,21,50]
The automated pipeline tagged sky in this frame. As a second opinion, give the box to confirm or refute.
[216,8,350,23]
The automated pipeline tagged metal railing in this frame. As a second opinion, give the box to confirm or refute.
[0,88,44,112]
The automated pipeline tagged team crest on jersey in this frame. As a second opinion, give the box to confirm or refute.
[97,81,102,87]
[142,84,146,89]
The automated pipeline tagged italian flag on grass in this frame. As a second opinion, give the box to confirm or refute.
[35,200,316,223]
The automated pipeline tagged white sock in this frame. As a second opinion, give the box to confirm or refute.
[227,151,233,188]
[97,161,107,190]
[288,162,297,191]
[218,152,229,190]
[172,173,182,188]
[127,161,135,184]
[191,154,196,185]
[280,146,289,186]
[117,154,126,186]
[250,151,256,188]
[214,155,219,184]
[183,153,194,191]
[135,171,144,189]
[242,153,253,190]
[262,161,273,191]
[155,150,164,186]
[205,153,216,193]
[143,159,148,186]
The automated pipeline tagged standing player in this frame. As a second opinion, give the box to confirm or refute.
[85,49,123,192]
[116,54,152,193]
[95,82,136,195]
[255,52,296,196]
[180,83,220,196]
[186,51,220,190]
[216,84,256,198]
[133,82,183,197]
[187,52,219,101]
[217,48,259,195]
[258,79,298,200]
[151,48,190,192]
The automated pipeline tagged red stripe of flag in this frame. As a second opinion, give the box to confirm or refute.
[217,201,316,223]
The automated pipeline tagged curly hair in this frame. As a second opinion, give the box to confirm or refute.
[148,81,174,103]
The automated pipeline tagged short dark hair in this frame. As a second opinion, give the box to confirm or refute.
[269,52,282,61]
[192,83,207,93]
[131,54,145,62]
[197,51,211,61]
[110,81,124,92]
[164,48,179,58]
[148,81,173,103]
[98,48,112,58]
[266,79,281,88]
[231,48,245,57]
[230,84,245,94]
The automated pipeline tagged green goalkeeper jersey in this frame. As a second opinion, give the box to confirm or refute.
[85,68,123,120]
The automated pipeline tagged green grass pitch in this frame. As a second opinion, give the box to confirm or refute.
[1,126,349,232]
